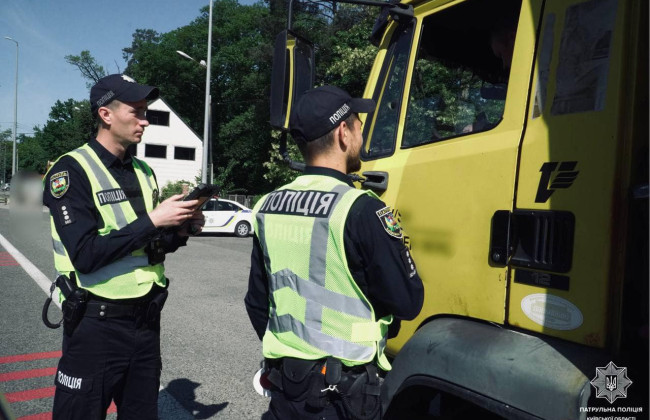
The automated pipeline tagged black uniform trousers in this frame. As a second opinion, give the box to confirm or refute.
[52,308,161,420]
[262,391,354,420]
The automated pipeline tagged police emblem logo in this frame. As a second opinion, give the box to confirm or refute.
[590,361,633,404]
[50,171,70,198]
[376,207,402,239]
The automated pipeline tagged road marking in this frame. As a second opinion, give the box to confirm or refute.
[0,251,19,266]
[0,233,60,308]
[0,351,61,364]
[5,387,55,403]
[12,402,117,419]
[0,367,57,382]
[16,413,52,420]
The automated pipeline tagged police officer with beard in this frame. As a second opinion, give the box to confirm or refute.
[245,85,424,420]
[43,74,204,420]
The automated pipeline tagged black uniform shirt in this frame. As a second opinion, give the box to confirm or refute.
[43,139,186,275]
[245,166,424,340]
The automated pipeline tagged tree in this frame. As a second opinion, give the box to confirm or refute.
[65,50,107,87]
[17,133,48,174]
[29,99,95,171]
[124,0,276,194]
[0,129,12,183]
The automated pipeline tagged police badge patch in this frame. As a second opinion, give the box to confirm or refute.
[50,171,70,198]
[376,207,402,239]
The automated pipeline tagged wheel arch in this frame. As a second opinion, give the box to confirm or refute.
[382,317,611,420]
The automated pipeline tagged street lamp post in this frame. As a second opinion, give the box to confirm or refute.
[175,0,213,185]
[203,0,213,185]
[4,36,18,177]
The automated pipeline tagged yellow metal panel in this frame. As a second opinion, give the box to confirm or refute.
[509,0,634,348]
[361,0,544,355]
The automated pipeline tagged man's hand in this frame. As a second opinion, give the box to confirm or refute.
[177,210,206,237]
[148,194,200,229]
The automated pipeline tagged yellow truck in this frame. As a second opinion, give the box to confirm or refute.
[270,0,648,418]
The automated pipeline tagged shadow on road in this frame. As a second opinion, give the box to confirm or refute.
[164,378,228,419]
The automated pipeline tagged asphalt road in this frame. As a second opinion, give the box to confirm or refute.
[0,202,269,419]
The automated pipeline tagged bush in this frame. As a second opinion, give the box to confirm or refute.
[160,180,195,201]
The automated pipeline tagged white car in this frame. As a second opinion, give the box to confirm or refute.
[201,198,254,237]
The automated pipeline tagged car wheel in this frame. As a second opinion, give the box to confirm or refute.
[235,221,250,237]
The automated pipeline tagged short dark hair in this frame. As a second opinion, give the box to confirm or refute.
[95,100,121,130]
[295,114,357,163]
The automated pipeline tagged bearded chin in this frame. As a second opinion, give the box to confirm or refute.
[346,154,361,174]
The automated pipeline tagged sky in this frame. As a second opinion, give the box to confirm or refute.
[0,0,254,137]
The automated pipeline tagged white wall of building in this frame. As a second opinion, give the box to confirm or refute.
[137,98,203,188]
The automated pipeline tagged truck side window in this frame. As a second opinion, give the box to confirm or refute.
[363,23,415,159]
[402,0,521,148]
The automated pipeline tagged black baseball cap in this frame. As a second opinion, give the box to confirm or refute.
[289,85,375,142]
[90,74,159,115]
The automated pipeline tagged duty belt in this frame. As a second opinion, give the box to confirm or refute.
[85,288,168,323]
[264,357,382,419]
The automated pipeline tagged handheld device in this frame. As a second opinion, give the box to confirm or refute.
[184,183,220,209]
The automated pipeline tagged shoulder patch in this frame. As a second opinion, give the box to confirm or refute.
[50,171,70,198]
[376,206,402,239]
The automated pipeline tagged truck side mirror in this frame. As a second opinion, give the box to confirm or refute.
[270,30,315,130]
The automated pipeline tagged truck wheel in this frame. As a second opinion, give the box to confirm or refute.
[235,221,250,237]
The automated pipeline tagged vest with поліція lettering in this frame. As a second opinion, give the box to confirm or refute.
[253,174,393,371]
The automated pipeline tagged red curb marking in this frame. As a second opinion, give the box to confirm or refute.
[17,405,115,420]
[0,367,57,382]
[0,351,62,364]
[5,386,55,403]
[17,413,52,420]
[0,252,18,265]
[13,402,117,420]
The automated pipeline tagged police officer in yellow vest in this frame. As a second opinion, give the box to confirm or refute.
[245,86,424,420]
[43,74,205,420]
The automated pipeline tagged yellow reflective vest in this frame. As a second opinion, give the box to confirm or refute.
[48,143,165,299]
[253,174,393,370]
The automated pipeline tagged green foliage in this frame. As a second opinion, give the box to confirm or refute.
[160,179,196,201]
[124,0,275,194]
[64,51,107,87]
[0,129,12,182]
[28,99,95,170]
[262,137,301,186]
[403,58,506,146]
[322,5,378,96]
[18,134,48,174]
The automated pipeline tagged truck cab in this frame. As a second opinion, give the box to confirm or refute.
[271,0,648,417]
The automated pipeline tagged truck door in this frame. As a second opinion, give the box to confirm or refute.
[507,0,645,348]
[359,0,543,353]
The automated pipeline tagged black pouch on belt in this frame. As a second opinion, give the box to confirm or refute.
[281,358,322,401]
[146,289,168,325]
[42,273,87,334]
[62,288,88,336]
[306,357,341,409]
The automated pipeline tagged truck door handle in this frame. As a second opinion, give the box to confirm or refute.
[362,171,389,193]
